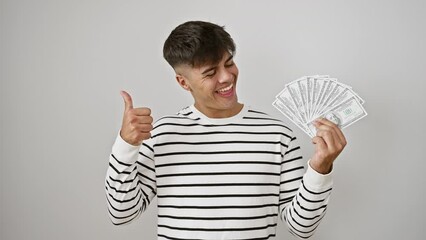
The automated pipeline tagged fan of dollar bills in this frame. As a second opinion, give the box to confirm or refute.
[273,75,367,138]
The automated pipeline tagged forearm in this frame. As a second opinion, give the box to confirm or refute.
[105,156,143,225]
[105,135,154,225]
[283,162,333,239]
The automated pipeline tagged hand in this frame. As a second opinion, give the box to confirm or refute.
[309,118,347,174]
[119,90,153,146]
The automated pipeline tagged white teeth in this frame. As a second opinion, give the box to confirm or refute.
[218,84,233,92]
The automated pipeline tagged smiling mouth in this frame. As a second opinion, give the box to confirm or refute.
[216,84,234,94]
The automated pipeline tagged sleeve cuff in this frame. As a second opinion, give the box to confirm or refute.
[111,132,141,164]
[304,159,333,191]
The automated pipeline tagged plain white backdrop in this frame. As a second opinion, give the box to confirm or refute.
[1,0,425,239]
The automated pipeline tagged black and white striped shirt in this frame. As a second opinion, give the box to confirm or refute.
[105,105,333,239]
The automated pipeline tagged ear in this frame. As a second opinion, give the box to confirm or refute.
[176,74,191,91]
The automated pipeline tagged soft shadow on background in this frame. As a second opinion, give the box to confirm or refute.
[1,0,425,239]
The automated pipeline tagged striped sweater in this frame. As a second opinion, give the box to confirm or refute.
[105,104,333,239]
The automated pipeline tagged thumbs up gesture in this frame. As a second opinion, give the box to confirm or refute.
[119,91,153,146]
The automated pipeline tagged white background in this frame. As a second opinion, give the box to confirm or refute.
[1,0,425,239]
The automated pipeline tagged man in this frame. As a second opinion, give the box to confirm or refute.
[105,20,346,239]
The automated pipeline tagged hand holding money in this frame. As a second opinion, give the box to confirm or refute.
[273,75,367,173]
[273,75,367,138]
[120,91,153,146]
[309,118,347,174]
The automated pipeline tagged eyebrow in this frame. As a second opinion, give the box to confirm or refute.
[201,55,234,75]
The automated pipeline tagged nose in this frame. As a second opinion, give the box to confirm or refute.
[217,67,233,84]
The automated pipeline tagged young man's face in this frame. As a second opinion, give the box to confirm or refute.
[175,52,242,118]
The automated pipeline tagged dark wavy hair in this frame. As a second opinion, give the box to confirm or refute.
[163,21,236,69]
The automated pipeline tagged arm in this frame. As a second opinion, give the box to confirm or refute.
[105,135,157,225]
[105,90,156,225]
[278,136,332,239]
[279,119,346,239]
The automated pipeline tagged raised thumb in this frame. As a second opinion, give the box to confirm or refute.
[120,90,133,111]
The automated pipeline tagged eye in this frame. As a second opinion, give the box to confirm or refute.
[204,70,216,78]
[225,61,235,68]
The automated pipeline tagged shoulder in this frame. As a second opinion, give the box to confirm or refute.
[151,106,200,132]
[245,106,292,129]
[243,106,295,138]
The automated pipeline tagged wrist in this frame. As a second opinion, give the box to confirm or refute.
[120,130,141,146]
[309,160,333,174]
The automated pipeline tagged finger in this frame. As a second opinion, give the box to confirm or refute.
[316,118,340,132]
[315,118,346,145]
[139,132,151,140]
[315,123,339,140]
[315,126,337,152]
[128,116,153,126]
[131,107,152,116]
[120,90,134,111]
[137,123,153,132]
[127,121,152,132]
[312,136,328,153]
[333,126,347,146]
[136,116,153,124]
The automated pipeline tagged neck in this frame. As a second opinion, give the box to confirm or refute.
[194,103,244,118]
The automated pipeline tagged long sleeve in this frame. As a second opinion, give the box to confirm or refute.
[105,134,157,225]
[279,135,333,239]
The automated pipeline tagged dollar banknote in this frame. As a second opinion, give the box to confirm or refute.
[273,75,367,137]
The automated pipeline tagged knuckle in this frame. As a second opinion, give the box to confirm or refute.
[143,132,151,139]
[136,134,145,142]
[129,115,137,123]
[323,131,332,137]
[320,124,331,130]
[141,124,152,131]
[128,108,135,115]
[138,107,151,115]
